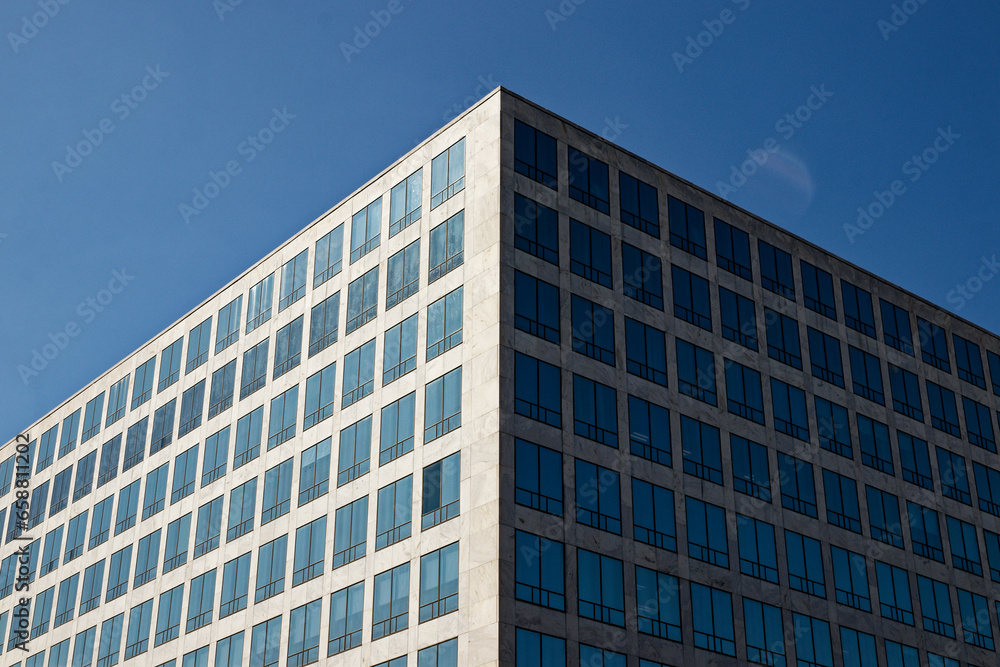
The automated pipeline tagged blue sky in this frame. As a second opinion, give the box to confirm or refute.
[1,0,997,443]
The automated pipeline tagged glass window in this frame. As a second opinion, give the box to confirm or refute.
[737,515,778,583]
[719,286,757,350]
[328,582,364,656]
[631,478,675,551]
[427,286,463,360]
[429,210,464,282]
[233,406,262,469]
[514,194,558,265]
[974,461,1000,517]
[73,626,96,667]
[714,218,752,280]
[619,171,659,237]
[163,513,191,573]
[815,396,851,458]
[372,562,409,639]
[114,480,140,535]
[690,583,736,656]
[571,294,612,364]
[157,337,183,393]
[350,198,382,263]
[193,496,222,558]
[314,224,344,287]
[575,459,621,534]
[743,598,785,667]
[425,367,462,442]
[298,437,330,506]
[514,352,561,428]
[154,584,183,645]
[266,386,298,450]
[573,374,617,447]
[64,510,87,564]
[81,393,104,444]
[390,169,421,236]
[216,632,245,667]
[622,242,663,309]
[628,395,670,466]
[917,575,955,638]
[907,500,944,562]
[201,426,228,487]
[514,438,562,515]
[771,378,808,441]
[273,315,303,379]
[170,444,199,504]
[226,478,256,542]
[888,364,923,421]
[25,480,48,530]
[514,120,557,188]
[422,452,460,530]
[898,430,932,489]
[55,572,79,627]
[858,414,893,474]
[303,361,336,430]
[686,498,728,567]
[208,360,236,419]
[261,457,292,524]
[105,375,129,428]
[786,529,825,597]
[725,359,764,424]
[988,351,1000,396]
[758,239,795,299]
[186,569,216,632]
[680,415,722,484]
[88,497,113,549]
[840,281,875,337]
[831,545,870,611]
[623,319,667,386]
[96,436,121,489]
[254,535,286,602]
[841,627,877,667]
[79,559,105,615]
[808,327,844,387]
[215,295,242,353]
[239,338,269,400]
[867,486,903,548]
[29,584,54,639]
[779,453,817,518]
[431,137,465,208]
[342,338,376,407]
[515,628,565,667]
[577,548,624,626]
[386,239,420,309]
[964,396,995,451]
[246,273,274,333]
[338,415,371,485]
[635,567,680,641]
[249,615,282,667]
[185,317,212,374]
[278,248,308,312]
[345,266,379,334]
[294,515,328,584]
[380,392,415,465]
[59,408,81,458]
[177,379,205,437]
[823,468,861,533]
[40,524,63,577]
[383,315,417,385]
[570,219,612,288]
[131,357,155,411]
[419,638,458,667]
[420,542,459,622]
[731,434,770,500]
[331,498,367,572]
[97,613,125,665]
[946,516,982,576]
[667,195,705,258]
[936,445,971,504]
[308,291,339,357]
[672,265,711,330]
[676,339,716,405]
[957,588,994,650]
[567,146,609,213]
[765,308,801,369]
[800,260,836,319]
[792,614,832,667]
[134,529,159,588]
[376,475,412,549]
[927,380,960,436]
[918,317,951,371]
[849,345,884,405]
[954,334,985,388]
[50,465,72,517]
[880,299,914,354]
[885,639,919,666]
